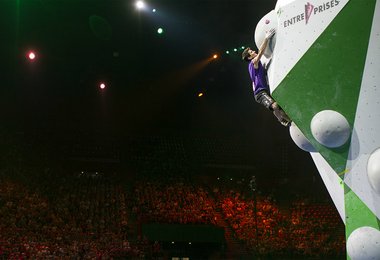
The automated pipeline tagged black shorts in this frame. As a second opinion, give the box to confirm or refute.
[254,90,275,110]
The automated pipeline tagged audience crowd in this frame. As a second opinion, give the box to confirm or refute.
[133,180,217,225]
[215,189,289,256]
[0,173,345,258]
[131,177,345,257]
[0,177,160,258]
[288,200,346,257]
[214,187,345,257]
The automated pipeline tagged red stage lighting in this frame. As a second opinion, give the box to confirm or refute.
[28,51,36,61]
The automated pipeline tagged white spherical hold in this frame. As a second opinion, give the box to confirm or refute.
[289,122,316,152]
[368,148,380,195]
[347,226,380,260]
[310,110,350,148]
[254,10,277,58]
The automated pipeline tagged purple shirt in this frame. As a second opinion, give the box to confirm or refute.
[248,61,270,96]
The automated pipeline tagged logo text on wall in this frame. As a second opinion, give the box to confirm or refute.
[283,0,340,28]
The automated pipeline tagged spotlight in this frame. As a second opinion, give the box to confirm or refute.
[233,48,237,52]
[198,92,204,97]
[27,51,36,61]
[157,28,163,34]
[226,51,230,54]
[213,54,218,59]
[99,83,106,89]
[152,8,156,12]
[135,1,145,10]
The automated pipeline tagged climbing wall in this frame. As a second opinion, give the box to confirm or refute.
[258,0,380,258]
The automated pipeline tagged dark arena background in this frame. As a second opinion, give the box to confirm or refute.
[0,0,347,259]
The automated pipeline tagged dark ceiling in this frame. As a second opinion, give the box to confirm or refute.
[0,0,320,174]
[2,0,281,134]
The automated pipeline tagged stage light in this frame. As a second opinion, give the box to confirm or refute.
[100,83,106,89]
[28,51,36,60]
[226,51,230,54]
[233,48,237,52]
[135,1,145,10]
[213,54,218,59]
[198,92,203,97]
[152,8,156,12]
[157,28,163,34]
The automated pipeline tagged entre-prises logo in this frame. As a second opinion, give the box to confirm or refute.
[283,0,340,28]
[305,2,314,24]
